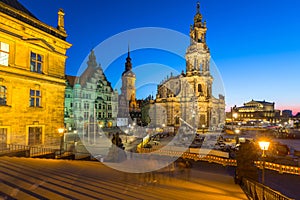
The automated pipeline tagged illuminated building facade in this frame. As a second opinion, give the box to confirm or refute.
[0,0,71,147]
[70,51,118,131]
[232,100,277,123]
[117,49,141,126]
[150,3,225,131]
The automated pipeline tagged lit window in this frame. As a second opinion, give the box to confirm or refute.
[0,85,7,105]
[30,52,43,73]
[30,89,41,107]
[0,42,9,66]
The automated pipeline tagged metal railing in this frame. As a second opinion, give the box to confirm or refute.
[0,143,56,158]
[241,178,294,200]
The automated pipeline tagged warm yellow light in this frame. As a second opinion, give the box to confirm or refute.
[234,129,240,134]
[233,113,238,118]
[58,128,64,135]
[259,141,270,151]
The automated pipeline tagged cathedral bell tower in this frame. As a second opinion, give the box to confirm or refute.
[186,2,210,78]
[118,47,137,120]
[121,47,136,101]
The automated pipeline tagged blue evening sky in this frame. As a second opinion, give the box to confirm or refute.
[19,0,300,114]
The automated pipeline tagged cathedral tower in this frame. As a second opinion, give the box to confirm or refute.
[118,48,137,122]
[153,2,225,131]
[185,2,212,99]
[121,48,136,101]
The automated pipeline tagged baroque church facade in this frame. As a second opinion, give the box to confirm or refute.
[150,3,225,131]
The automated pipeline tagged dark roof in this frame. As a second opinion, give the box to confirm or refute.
[0,0,67,40]
[245,100,274,106]
[0,0,36,18]
[65,75,77,87]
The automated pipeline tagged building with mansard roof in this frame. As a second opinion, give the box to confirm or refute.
[149,3,225,132]
[67,51,118,133]
[0,0,71,148]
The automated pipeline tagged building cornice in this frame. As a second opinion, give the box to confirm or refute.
[0,1,67,40]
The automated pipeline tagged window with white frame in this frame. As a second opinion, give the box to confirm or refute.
[0,42,9,66]
[30,89,41,107]
[30,52,43,73]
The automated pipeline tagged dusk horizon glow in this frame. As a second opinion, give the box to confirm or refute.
[19,0,300,115]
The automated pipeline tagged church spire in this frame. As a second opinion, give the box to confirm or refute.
[194,1,202,25]
[87,50,97,68]
[125,46,132,72]
[186,2,210,77]
[196,1,200,14]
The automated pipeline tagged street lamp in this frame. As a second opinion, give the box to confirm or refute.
[125,129,129,143]
[202,124,205,134]
[258,141,270,184]
[232,112,238,130]
[58,128,65,157]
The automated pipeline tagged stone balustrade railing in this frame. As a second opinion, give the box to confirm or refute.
[139,147,300,175]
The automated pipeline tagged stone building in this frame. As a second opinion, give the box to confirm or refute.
[232,100,277,123]
[70,51,118,132]
[0,0,71,147]
[150,3,225,132]
[64,75,76,131]
[117,49,140,127]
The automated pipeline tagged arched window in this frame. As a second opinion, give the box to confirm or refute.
[0,85,7,105]
[198,84,203,93]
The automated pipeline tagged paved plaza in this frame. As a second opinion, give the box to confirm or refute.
[0,157,247,200]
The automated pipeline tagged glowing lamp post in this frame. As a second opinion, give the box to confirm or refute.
[58,128,65,157]
[125,129,129,143]
[202,124,205,134]
[258,141,270,184]
[232,112,238,130]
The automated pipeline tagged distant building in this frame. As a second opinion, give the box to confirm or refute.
[68,51,118,132]
[293,113,300,128]
[0,0,71,148]
[232,100,278,123]
[149,3,225,131]
[64,75,76,131]
[117,49,141,126]
[282,110,293,118]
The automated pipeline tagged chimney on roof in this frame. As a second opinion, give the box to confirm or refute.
[57,8,66,32]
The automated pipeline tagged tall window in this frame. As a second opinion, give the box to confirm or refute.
[84,103,89,109]
[0,42,9,66]
[30,89,41,107]
[84,112,89,119]
[0,86,7,105]
[30,52,43,73]
[28,127,42,145]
